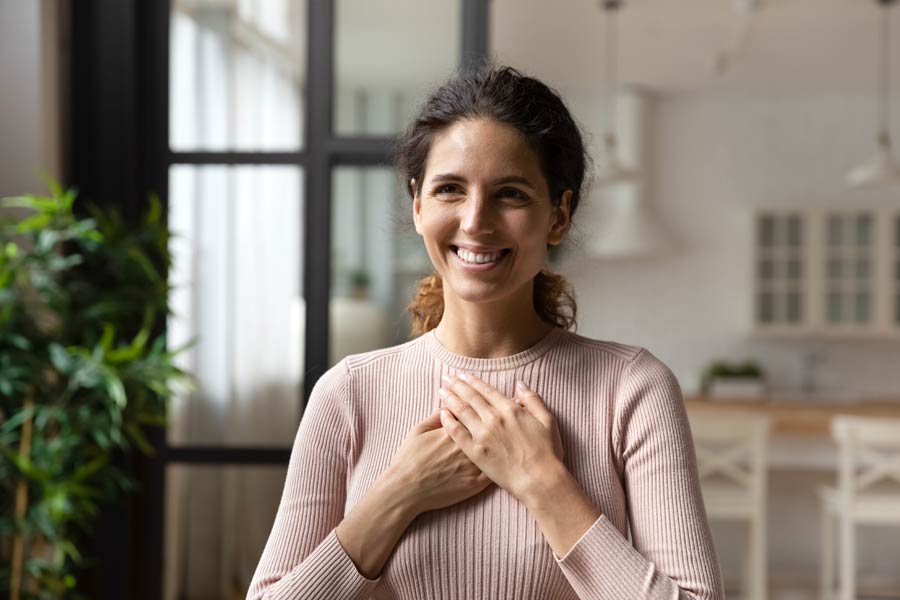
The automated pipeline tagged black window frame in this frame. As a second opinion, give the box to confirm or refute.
[70,1,489,598]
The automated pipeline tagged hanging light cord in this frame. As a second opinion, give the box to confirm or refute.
[603,0,620,140]
[879,0,896,143]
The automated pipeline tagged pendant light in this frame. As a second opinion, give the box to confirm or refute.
[588,90,676,259]
[596,0,638,186]
[846,0,900,189]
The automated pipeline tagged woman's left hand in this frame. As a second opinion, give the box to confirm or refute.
[438,373,565,501]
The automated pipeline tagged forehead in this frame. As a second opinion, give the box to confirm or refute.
[422,118,545,185]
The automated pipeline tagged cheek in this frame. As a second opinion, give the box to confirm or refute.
[419,207,456,241]
[417,217,455,266]
[514,215,550,249]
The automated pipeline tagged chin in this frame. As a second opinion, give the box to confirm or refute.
[442,276,530,306]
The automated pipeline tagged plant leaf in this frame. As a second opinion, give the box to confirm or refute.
[49,343,72,373]
[125,422,155,455]
[16,212,52,232]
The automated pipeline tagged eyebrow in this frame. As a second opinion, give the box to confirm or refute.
[429,173,536,190]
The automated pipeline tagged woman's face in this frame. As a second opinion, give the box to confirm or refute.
[412,118,572,306]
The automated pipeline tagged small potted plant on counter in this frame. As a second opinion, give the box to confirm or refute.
[700,360,767,401]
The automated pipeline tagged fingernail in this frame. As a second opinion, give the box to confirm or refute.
[441,374,452,384]
[516,380,528,390]
[458,372,471,382]
[438,387,448,396]
[440,409,448,420]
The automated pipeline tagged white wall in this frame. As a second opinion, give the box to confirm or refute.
[559,88,900,398]
[0,0,43,197]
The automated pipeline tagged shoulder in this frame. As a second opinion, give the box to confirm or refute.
[561,330,675,375]
[556,330,679,397]
[308,358,352,401]
[611,345,684,423]
[309,337,420,397]
[340,336,422,373]
[624,347,680,391]
[557,328,645,368]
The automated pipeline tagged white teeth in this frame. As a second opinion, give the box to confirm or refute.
[455,247,504,264]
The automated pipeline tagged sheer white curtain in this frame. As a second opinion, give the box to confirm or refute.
[166,166,303,600]
[166,2,304,598]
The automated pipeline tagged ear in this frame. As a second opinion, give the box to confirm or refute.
[548,189,572,246]
[411,178,422,235]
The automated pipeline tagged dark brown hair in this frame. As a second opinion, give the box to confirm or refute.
[393,64,591,337]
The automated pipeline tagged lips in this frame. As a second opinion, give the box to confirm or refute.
[449,246,512,260]
[448,245,512,269]
[450,243,510,254]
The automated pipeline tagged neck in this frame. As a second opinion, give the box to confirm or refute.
[433,283,554,359]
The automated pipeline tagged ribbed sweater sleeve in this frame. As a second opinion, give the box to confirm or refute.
[553,348,725,600]
[245,359,381,600]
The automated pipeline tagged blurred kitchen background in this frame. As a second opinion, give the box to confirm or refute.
[2,0,899,598]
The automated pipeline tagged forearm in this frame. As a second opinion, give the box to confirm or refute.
[521,461,602,559]
[335,470,418,579]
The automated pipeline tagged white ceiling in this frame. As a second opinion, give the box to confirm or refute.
[491,0,894,94]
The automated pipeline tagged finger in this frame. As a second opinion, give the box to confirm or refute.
[442,374,493,421]
[514,381,555,428]
[440,408,473,450]
[439,386,481,433]
[458,373,515,411]
[514,385,565,460]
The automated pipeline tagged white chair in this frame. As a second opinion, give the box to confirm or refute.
[688,410,773,600]
[818,416,900,600]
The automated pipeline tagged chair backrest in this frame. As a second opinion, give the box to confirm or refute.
[687,410,773,501]
[831,415,900,495]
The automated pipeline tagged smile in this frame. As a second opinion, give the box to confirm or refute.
[449,245,511,271]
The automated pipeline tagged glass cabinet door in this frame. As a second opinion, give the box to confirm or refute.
[755,212,806,327]
[823,210,875,327]
[753,207,898,338]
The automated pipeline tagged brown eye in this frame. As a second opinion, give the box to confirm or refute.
[499,188,527,200]
[434,184,462,195]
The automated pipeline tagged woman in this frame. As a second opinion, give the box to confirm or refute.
[247,65,724,600]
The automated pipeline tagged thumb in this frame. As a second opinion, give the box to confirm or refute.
[414,407,444,434]
[514,381,553,428]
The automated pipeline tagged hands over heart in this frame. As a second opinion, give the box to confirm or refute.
[438,373,565,502]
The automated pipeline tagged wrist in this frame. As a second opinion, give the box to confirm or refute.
[376,467,421,521]
[519,462,603,560]
[518,459,571,512]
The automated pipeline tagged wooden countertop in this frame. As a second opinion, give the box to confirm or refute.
[684,395,900,435]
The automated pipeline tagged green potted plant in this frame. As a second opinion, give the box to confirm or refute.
[700,360,767,401]
[0,182,194,599]
[348,268,371,300]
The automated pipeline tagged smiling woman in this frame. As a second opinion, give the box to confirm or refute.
[397,70,585,341]
[246,65,725,600]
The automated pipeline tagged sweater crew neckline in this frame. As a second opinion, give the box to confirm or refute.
[421,325,565,371]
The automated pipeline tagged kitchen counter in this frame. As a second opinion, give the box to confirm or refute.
[685,395,900,435]
[684,396,900,469]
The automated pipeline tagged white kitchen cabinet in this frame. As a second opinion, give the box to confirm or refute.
[752,206,900,339]
[753,210,807,329]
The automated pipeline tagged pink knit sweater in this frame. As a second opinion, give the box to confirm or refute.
[247,326,725,599]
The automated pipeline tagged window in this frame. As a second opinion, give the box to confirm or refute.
[152,1,487,598]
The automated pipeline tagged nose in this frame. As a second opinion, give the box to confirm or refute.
[460,189,496,236]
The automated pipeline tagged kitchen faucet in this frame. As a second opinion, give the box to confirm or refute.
[801,350,827,395]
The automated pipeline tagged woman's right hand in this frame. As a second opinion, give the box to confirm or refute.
[384,408,493,516]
